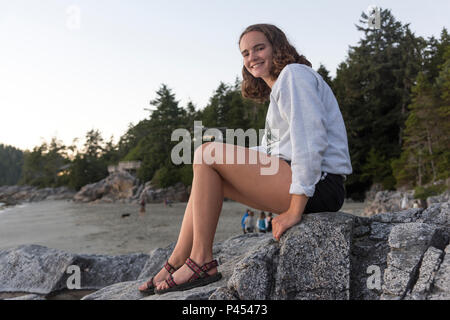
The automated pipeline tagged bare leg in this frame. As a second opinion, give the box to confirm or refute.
[190,162,223,263]
[157,162,222,290]
[139,191,195,291]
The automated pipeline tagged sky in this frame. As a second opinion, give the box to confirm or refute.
[0,0,448,151]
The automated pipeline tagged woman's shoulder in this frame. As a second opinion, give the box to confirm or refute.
[273,63,320,91]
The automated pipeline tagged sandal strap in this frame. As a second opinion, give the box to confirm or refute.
[201,260,219,272]
[165,274,178,288]
[164,261,177,274]
[145,276,155,288]
[185,258,206,279]
[185,258,219,281]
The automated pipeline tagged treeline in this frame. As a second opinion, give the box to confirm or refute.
[0,8,448,200]
[333,9,449,199]
[0,144,23,185]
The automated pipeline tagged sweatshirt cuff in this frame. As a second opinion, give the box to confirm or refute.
[289,183,315,198]
[249,145,267,153]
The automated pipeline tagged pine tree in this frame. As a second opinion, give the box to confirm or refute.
[316,64,334,91]
[124,84,187,183]
[393,31,450,189]
[0,144,23,185]
[333,8,426,199]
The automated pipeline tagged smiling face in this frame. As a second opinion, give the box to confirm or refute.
[239,31,275,88]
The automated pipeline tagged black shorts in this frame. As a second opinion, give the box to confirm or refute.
[283,159,346,213]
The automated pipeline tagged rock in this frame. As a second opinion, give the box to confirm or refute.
[138,182,190,204]
[73,171,138,203]
[369,208,423,224]
[70,252,150,290]
[73,172,190,204]
[427,190,450,207]
[143,281,226,300]
[5,294,47,300]
[209,287,239,300]
[0,185,75,206]
[406,246,444,300]
[0,244,76,295]
[363,188,450,218]
[427,244,450,299]
[381,223,445,299]
[363,190,415,216]
[227,237,278,300]
[1,201,449,300]
[81,280,146,300]
[272,212,354,300]
[0,244,148,298]
[420,201,450,227]
[137,243,176,281]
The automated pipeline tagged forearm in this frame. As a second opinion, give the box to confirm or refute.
[288,194,308,215]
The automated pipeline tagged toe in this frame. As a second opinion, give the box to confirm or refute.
[139,278,153,291]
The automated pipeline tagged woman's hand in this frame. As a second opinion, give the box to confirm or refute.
[272,194,308,241]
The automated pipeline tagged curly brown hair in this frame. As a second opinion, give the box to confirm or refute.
[238,24,312,103]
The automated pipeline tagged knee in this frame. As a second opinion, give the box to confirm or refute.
[193,142,221,167]
[193,142,210,167]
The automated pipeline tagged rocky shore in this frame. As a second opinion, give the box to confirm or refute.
[363,189,450,217]
[72,171,190,204]
[0,185,75,206]
[1,200,448,300]
[0,172,190,207]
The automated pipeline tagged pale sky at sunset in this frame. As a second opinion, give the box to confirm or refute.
[1,0,448,151]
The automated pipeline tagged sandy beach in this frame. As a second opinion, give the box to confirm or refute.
[0,200,366,256]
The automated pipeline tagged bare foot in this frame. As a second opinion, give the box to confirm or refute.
[271,211,303,241]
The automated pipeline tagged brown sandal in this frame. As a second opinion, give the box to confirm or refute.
[138,260,178,295]
[154,258,222,295]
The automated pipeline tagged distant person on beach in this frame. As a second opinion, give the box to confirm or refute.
[257,211,266,233]
[266,212,273,232]
[241,209,250,234]
[139,197,146,217]
[244,211,255,233]
[139,23,352,295]
[164,198,172,207]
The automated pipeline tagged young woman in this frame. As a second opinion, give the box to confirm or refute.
[138,23,352,295]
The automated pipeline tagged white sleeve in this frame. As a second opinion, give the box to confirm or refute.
[277,66,328,197]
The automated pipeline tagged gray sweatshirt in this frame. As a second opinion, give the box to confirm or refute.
[251,63,352,197]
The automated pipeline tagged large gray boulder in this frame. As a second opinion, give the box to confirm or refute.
[73,171,138,203]
[72,173,190,204]
[0,244,148,299]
